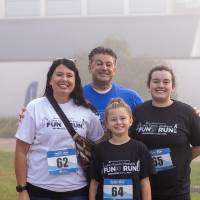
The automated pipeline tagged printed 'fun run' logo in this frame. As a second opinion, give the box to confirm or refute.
[41,117,85,130]
[136,122,177,135]
[103,160,140,175]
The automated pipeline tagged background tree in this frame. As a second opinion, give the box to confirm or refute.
[75,36,161,100]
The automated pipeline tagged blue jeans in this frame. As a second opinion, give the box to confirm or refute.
[30,195,88,200]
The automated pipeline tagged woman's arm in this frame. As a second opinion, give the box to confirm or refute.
[89,179,99,200]
[191,146,200,160]
[140,177,151,200]
[15,139,30,200]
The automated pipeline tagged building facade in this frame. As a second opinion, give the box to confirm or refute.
[0,0,200,116]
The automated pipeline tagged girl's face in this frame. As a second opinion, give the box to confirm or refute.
[49,64,75,101]
[106,107,133,137]
[149,70,175,105]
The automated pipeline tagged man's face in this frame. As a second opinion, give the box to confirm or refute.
[89,53,116,86]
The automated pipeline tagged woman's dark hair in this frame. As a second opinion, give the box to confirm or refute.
[44,58,96,112]
[147,65,176,88]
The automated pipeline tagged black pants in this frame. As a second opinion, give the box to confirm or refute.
[27,183,88,199]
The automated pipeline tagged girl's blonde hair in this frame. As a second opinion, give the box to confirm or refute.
[105,98,133,122]
[98,98,133,141]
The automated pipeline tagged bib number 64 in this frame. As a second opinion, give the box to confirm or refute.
[112,186,124,197]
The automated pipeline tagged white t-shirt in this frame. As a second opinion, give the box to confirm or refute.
[16,97,103,192]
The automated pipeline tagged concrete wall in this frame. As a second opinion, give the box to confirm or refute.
[167,59,200,108]
[0,61,49,116]
[0,14,200,60]
[1,14,200,116]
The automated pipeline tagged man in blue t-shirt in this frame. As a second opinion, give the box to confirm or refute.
[19,47,143,127]
[83,46,143,125]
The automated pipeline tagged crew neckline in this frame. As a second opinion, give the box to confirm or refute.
[108,137,131,146]
[91,85,113,94]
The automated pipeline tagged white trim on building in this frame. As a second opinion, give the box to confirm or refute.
[0,0,5,17]
[1,0,200,19]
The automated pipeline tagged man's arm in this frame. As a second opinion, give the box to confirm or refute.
[191,146,200,160]
[194,107,200,117]
[18,107,26,122]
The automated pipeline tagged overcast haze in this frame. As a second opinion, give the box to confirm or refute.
[1,0,200,116]
[1,59,200,116]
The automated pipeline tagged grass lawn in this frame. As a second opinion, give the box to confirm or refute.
[191,161,200,200]
[0,151,16,200]
[0,151,199,200]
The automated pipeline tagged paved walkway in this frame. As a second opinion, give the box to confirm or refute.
[0,138,15,152]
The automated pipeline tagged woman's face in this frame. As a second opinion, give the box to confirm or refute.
[149,70,175,104]
[49,64,75,101]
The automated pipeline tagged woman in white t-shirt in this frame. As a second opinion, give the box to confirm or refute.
[15,58,103,200]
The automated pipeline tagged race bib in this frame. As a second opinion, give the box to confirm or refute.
[103,179,133,200]
[150,148,174,172]
[47,148,78,175]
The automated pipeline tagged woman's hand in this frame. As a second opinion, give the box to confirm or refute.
[18,190,30,200]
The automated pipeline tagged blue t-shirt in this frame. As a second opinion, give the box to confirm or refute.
[83,83,143,125]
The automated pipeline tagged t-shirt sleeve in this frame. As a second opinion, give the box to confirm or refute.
[90,145,102,182]
[15,105,36,144]
[131,92,144,109]
[87,112,104,142]
[139,142,154,179]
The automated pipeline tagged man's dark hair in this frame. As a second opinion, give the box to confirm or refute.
[88,46,117,64]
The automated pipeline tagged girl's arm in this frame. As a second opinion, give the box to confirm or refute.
[15,139,30,200]
[140,177,151,200]
[89,179,99,200]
